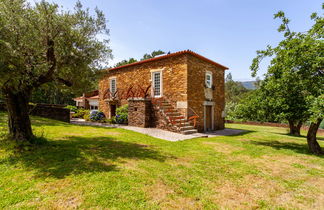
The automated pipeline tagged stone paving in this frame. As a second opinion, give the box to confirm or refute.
[71,119,245,141]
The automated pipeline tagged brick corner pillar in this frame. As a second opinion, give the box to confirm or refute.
[128,98,152,128]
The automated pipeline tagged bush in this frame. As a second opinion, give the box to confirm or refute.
[65,105,78,113]
[84,113,90,121]
[108,117,116,124]
[115,105,128,124]
[89,111,105,122]
[73,109,89,118]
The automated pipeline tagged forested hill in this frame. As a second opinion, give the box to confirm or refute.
[240,81,257,90]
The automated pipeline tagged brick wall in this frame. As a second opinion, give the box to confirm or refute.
[187,54,225,131]
[99,54,188,118]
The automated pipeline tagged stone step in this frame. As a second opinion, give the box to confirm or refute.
[164,110,178,114]
[181,129,198,135]
[179,126,195,131]
[165,112,181,116]
[161,105,173,109]
[171,117,185,122]
[175,121,191,127]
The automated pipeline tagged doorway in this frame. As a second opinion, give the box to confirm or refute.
[205,105,212,131]
[110,104,116,118]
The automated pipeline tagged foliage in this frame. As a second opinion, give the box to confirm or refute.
[89,111,105,122]
[307,94,324,123]
[225,73,250,104]
[114,58,138,67]
[0,0,111,92]
[115,104,128,124]
[141,50,165,60]
[224,73,251,120]
[72,109,90,119]
[83,113,90,121]
[0,0,111,142]
[65,105,78,113]
[229,89,280,122]
[250,8,323,130]
[113,50,165,68]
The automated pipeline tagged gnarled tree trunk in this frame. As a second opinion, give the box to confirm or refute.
[307,118,323,155]
[3,89,34,143]
[288,120,303,136]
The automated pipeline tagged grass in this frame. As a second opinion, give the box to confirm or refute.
[0,112,323,209]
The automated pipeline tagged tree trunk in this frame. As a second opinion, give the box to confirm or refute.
[3,89,34,144]
[288,120,302,136]
[307,119,323,155]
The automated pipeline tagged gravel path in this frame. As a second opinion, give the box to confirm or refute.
[70,119,245,141]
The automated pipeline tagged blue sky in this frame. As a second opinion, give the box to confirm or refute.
[29,0,322,81]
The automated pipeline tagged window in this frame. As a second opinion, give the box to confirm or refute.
[110,78,117,95]
[152,71,162,97]
[205,72,213,88]
[90,105,98,110]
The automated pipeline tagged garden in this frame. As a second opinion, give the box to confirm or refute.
[65,105,128,124]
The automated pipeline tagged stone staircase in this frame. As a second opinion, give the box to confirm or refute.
[155,99,198,135]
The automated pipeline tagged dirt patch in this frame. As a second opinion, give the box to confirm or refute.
[145,180,202,210]
[220,154,324,209]
[170,156,194,167]
[30,179,84,209]
[203,142,243,154]
[161,197,202,210]
[120,158,139,170]
[145,180,174,204]
[212,174,281,209]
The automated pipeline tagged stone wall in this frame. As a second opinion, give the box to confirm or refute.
[151,104,179,133]
[187,54,225,131]
[0,103,70,123]
[99,54,188,118]
[128,98,152,127]
[127,98,179,132]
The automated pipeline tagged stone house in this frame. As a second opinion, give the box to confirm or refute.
[99,50,228,134]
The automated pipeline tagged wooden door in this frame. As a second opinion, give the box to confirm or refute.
[206,105,212,131]
[110,104,116,117]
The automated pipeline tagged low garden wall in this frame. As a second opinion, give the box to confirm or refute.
[0,103,70,123]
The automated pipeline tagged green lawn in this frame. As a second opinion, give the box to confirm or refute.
[0,112,323,209]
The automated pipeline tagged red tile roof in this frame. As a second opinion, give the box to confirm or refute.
[88,95,99,99]
[73,95,99,101]
[107,50,229,71]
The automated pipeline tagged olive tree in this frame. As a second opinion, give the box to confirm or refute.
[0,0,111,144]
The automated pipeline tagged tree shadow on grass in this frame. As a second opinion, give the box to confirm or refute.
[0,136,168,179]
[274,133,324,141]
[250,140,323,157]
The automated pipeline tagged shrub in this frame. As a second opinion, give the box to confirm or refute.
[65,105,78,113]
[89,111,105,122]
[73,109,89,118]
[115,105,128,124]
[84,113,90,121]
[108,117,116,124]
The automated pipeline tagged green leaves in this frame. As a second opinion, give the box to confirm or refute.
[249,6,324,125]
[0,0,112,93]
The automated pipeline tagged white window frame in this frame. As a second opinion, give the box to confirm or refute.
[109,77,117,96]
[151,70,163,98]
[205,72,213,88]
